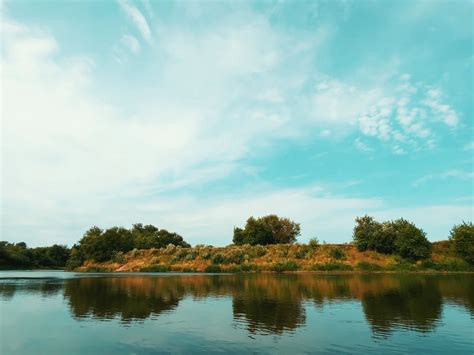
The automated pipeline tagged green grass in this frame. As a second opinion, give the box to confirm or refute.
[356,261,383,271]
[204,265,222,273]
[139,264,171,272]
[311,263,353,271]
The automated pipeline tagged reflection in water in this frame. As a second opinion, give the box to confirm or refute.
[1,274,473,337]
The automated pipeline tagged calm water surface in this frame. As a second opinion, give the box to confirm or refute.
[0,271,473,354]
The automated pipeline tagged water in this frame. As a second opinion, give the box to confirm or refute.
[0,271,473,354]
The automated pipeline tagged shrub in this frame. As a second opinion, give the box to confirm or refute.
[225,249,245,264]
[420,259,471,272]
[249,245,266,258]
[164,244,177,255]
[294,246,312,259]
[450,222,474,265]
[233,215,301,245]
[112,251,125,263]
[211,253,227,265]
[386,261,416,272]
[356,261,383,271]
[140,264,170,272]
[275,245,289,258]
[329,247,346,260]
[205,265,221,273]
[225,265,242,273]
[352,216,431,260]
[240,263,254,272]
[83,266,111,272]
[311,263,353,271]
[392,219,431,260]
[308,238,320,249]
[270,260,298,272]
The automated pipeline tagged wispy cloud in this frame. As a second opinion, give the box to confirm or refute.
[118,0,152,43]
[121,34,140,53]
[413,170,474,187]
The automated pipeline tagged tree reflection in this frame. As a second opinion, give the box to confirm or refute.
[1,273,473,336]
[63,277,183,322]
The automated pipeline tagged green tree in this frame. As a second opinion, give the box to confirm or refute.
[450,222,474,265]
[353,216,431,260]
[233,215,300,245]
[353,215,382,251]
[391,218,431,260]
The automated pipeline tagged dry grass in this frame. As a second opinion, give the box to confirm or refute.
[76,241,470,273]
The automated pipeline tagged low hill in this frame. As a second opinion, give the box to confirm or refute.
[76,241,472,273]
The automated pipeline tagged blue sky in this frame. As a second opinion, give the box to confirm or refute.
[1,0,473,247]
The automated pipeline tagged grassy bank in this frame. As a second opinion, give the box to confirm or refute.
[76,241,473,273]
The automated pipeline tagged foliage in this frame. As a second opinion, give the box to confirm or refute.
[352,216,431,260]
[233,215,300,245]
[311,263,353,271]
[140,264,171,272]
[392,219,431,260]
[204,265,222,273]
[0,241,70,269]
[420,259,472,272]
[270,260,298,272]
[308,238,320,248]
[353,215,383,252]
[294,245,312,259]
[329,247,346,260]
[449,222,474,265]
[73,224,190,263]
[356,261,383,271]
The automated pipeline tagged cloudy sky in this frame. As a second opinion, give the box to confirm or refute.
[1,0,473,247]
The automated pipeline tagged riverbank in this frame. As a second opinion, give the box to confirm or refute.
[75,241,473,273]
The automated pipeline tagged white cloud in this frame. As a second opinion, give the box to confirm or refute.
[121,34,140,53]
[354,138,373,152]
[413,170,474,187]
[310,76,461,151]
[118,0,152,43]
[1,8,467,247]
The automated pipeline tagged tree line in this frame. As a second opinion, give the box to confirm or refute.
[1,215,473,269]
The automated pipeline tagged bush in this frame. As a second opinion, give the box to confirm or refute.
[224,249,245,264]
[420,259,471,272]
[233,215,301,245]
[240,263,254,272]
[112,251,125,263]
[211,252,227,265]
[311,263,353,271]
[225,265,243,273]
[270,260,298,272]
[140,264,171,272]
[392,219,431,260]
[450,222,474,265]
[329,247,346,260]
[294,246,312,259]
[205,265,222,273]
[356,261,383,271]
[386,261,417,272]
[83,266,111,272]
[308,238,320,249]
[249,245,266,258]
[352,216,431,260]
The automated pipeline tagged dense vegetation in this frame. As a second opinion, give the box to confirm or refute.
[449,222,474,265]
[66,224,189,269]
[233,215,301,245]
[353,216,432,260]
[1,215,473,272]
[0,242,70,269]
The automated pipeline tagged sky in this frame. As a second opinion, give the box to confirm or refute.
[1,0,473,247]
